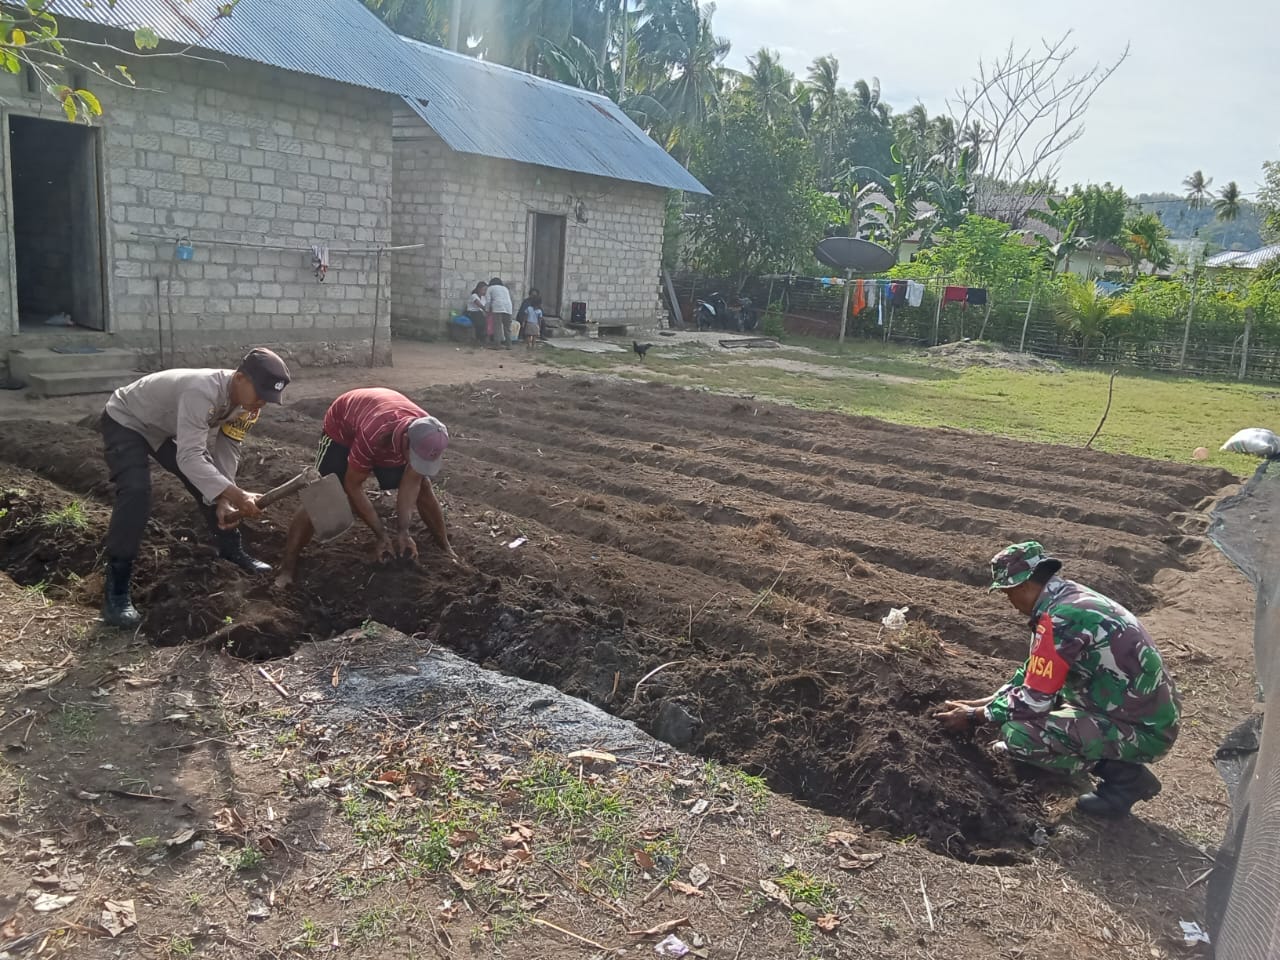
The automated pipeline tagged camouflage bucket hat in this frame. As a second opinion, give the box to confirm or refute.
[988,541,1062,592]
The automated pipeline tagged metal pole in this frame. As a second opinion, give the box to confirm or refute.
[885,303,895,343]
[1019,294,1034,353]
[1180,269,1199,370]
[370,247,383,367]
[837,269,852,344]
[1240,308,1253,381]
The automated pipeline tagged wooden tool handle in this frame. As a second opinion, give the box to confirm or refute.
[254,466,320,510]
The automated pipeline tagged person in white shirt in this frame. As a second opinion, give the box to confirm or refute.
[486,277,514,348]
[466,281,488,345]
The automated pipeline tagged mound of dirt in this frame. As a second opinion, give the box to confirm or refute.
[925,340,1063,372]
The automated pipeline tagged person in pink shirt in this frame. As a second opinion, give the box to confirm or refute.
[276,388,456,588]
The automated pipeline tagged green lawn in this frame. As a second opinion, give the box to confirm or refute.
[539,340,1276,474]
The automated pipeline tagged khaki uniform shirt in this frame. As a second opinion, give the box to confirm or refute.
[105,369,259,503]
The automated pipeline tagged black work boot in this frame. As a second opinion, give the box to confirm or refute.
[102,558,142,629]
[1077,760,1162,817]
[217,531,272,575]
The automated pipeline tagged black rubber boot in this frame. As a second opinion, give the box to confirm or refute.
[1076,760,1162,817]
[217,531,272,575]
[102,558,142,629]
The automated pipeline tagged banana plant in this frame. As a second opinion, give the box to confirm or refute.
[1027,196,1090,277]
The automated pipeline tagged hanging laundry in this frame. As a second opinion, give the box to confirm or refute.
[890,281,908,306]
[877,292,885,327]
[865,281,878,310]
[943,285,967,305]
[966,287,988,306]
[906,280,925,307]
[852,280,867,316]
[311,244,330,283]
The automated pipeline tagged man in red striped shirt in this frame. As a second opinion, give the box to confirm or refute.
[276,387,456,588]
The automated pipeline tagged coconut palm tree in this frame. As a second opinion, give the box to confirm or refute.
[1215,180,1243,222]
[805,55,845,184]
[961,121,988,169]
[1183,169,1215,210]
[850,77,888,123]
[1055,274,1134,359]
[635,0,730,161]
[743,47,796,127]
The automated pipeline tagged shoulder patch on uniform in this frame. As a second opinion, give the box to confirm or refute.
[220,409,260,443]
[1025,613,1069,695]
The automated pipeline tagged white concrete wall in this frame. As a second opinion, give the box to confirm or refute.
[0,29,395,366]
[391,113,666,335]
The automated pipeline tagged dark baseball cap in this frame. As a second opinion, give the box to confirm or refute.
[238,348,291,404]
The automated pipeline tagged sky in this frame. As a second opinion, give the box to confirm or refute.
[711,0,1272,198]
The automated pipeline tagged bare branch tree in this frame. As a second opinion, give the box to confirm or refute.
[948,32,1128,228]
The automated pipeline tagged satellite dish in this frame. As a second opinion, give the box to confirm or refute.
[814,236,896,273]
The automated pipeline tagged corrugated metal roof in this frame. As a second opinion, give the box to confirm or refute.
[54,0,707,194]
[397,38,708,195]
[53,0,425,98]
[1205,244,1280,270]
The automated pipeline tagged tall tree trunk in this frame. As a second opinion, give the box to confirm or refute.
[449,0,462,51]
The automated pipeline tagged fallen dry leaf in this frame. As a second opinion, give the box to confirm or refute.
[30,891,76,912]
[1,915,20,938]
[628,916,689,938]
[816,914,841,933]
[448,829,480,847]
[99,899,137,938]
[824,830,860,847]
[689,863,710,888]
[689,799,710,816]
[449,871,477,892]
[565,748,617,764]
[21,670,68,693]
[372,770,405,785]
[461,851,499,874]
[122,677,159,689]
[633,848,656,870]
[669,880,704,898]
[165,829,197,848]
[212,807,246,837]
[758,879,791,907]
[837,852,883,871]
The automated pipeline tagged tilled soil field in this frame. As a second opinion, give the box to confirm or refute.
[0,374,1233,863]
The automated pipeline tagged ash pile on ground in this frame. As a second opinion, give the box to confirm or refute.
[924,341,1064,372]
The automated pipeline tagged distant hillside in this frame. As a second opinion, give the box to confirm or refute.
[1133,192,1263,252]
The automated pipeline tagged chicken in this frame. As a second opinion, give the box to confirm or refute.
[633,340,654,360]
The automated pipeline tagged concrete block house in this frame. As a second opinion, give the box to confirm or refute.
[389,39,707,334]
[0,0,704,394]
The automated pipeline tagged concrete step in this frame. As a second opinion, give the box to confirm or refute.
[9,347,139,380]
[27,369,138,398]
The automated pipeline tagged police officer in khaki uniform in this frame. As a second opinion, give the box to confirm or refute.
[99,348,292,628]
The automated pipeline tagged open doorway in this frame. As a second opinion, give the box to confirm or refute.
[528,212,566,317]
[8,114,106,332]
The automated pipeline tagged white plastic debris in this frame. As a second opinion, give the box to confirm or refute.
[654,934,690,957]
[507,537,528,549]
[1220,428,1280,458]
[1180,921,1210,945]
[880,606,910,632]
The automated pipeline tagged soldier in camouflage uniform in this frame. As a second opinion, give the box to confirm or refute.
[934,541,1181,817]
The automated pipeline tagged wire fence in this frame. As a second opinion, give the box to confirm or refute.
[669,273,1280,383]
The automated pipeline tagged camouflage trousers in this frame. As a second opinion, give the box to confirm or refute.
[999,705,1177,775]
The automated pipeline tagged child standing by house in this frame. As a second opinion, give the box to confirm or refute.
[522,295,543,350]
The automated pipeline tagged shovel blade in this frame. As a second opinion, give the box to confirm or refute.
[300,473,353,542]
